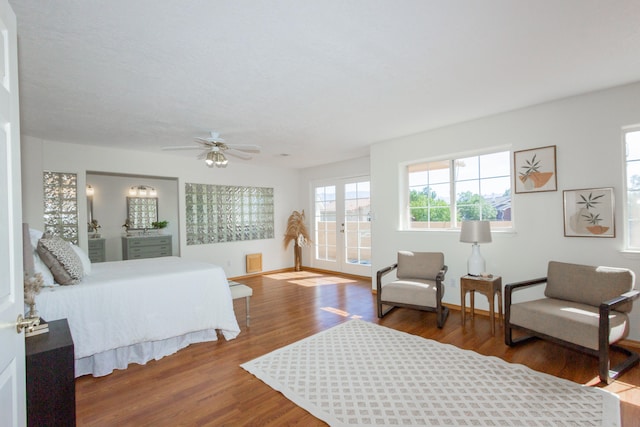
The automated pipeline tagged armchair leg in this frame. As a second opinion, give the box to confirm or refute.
[599,345,640,384]
[437,306,449,329]
[505,322,513,346]
[377,302,394,318]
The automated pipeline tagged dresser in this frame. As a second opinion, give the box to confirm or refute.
[26,319,75,426]
[122,235,172,260]
[88,237,106,263]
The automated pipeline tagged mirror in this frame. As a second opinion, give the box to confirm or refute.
[87,195,93,226]
[127,197,158,229]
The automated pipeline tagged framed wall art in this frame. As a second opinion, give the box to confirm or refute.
[563,187,615,238]
[514,145,557,193]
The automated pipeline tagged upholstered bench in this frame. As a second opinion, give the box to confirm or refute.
[229,283,253,327]
[505,261,639,384]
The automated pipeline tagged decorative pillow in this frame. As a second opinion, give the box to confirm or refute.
[71,244,92,276]
[33,253,55,286]
[36,234,84,285]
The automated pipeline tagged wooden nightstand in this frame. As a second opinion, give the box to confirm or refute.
[25,318,75,426]
[460,275,503,335]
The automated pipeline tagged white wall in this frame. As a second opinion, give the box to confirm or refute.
[371,81,640,340]
[21,136,301,278]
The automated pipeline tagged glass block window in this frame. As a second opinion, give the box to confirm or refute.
[43,171,78,243]
[185,183,274,245]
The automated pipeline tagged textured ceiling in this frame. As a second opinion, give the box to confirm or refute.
[9,0,640,169]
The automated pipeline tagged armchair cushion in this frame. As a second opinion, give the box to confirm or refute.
[381,279,439,307]
[509,297,630,350]
[545,261,635,312]
[397,251,444,280]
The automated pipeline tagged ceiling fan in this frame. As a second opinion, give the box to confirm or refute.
[162,131,261,168]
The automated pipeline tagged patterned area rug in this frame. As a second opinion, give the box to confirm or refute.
[241,320,620,426]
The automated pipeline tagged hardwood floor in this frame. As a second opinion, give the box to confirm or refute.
[75,270,640,426]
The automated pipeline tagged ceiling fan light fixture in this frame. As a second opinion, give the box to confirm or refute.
[216,152,228,166]
[205,151,215,166]
[205,150,228,168]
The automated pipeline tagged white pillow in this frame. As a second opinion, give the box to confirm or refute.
[71,244,92,276]
[29,229,44,252]
[33,253,55,286]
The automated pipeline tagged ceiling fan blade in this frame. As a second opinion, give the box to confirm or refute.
[225,149,253,160]
[194,137,216,144]
[226,143,261,153]
[195,136,225,144]
[162,145,203,151]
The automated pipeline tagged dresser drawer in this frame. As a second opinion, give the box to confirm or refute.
[122,235,172,260]
[128,245,171,256]
[88,238,106,263]
[88,239,105,250]
[128,237,171,247]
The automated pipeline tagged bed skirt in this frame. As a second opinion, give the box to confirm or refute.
[75,328,219,377]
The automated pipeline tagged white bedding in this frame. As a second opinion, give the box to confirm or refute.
[35,256,240,377]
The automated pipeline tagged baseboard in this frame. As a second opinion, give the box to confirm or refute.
[620,338,640,349]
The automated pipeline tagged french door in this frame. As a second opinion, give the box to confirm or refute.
[312,177,371,277]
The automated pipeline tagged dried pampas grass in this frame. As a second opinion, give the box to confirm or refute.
[284,210,311,249]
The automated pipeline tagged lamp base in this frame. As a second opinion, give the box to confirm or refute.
[467,243,486,276]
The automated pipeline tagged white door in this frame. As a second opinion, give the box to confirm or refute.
[0,0,25,425]
[312,177,371,277]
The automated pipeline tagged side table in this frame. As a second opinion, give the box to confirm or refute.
[25,318,76,426]
[460,275,503,335]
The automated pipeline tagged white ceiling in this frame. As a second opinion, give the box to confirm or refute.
[9,0,640,169]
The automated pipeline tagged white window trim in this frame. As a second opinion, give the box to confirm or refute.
[400,145,513,232]
[622,125,640,252]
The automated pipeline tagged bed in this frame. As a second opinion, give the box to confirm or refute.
[27,228,240,377]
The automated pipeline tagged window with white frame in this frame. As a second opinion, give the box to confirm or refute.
[624,128,640,250]
[406,150,512,230]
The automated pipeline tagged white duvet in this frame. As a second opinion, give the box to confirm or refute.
[35,257,240,362]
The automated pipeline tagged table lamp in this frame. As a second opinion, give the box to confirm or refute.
[460,220,492,276]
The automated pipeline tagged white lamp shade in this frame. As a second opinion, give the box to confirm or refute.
[459,220,492,244]
[460,220,492,276]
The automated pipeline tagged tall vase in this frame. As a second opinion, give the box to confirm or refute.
[294,243,302,271]
[569,208,590,234]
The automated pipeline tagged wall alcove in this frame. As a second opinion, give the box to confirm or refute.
[85,171,179,261]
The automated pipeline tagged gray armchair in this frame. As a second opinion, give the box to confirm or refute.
[377,251,449,328]
[505,261,639,384]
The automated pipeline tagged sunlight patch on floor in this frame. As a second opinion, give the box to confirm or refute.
[321,306,362,319]
[289,276,358,287]
[265,271,323,280]
[604,379,640,397]
[265,271,359,287]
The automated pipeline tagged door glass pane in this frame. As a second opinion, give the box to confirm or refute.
[315,186,336,262]
[344,180,371,266]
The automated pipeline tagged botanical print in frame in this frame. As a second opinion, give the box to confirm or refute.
[563,187,615,238]
[514,145,557,193]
